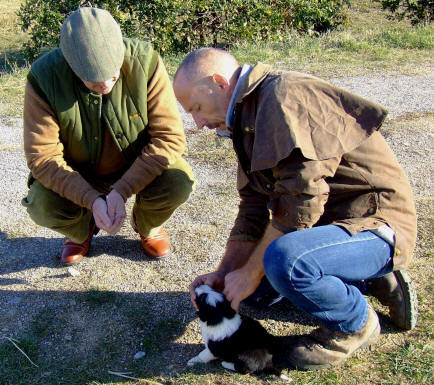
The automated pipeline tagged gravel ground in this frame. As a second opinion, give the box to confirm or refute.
[0,71,433,382]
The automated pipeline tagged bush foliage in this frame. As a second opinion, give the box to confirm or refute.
[18,0,350,60]
[379,0,433,25]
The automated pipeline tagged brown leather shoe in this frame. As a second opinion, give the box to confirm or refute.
[289,306,380,370]
[61,225,96,265]
[138,227,170,258]
[131,213,170,258]
[366,270,418,330]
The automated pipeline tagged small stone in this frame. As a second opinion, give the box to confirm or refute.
[64,334,72,341]
[133,351,146,360]
[67,267,80,277]
[280,373,292,382]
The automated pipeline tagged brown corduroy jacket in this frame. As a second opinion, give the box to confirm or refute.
[23,57,186,209]
[228,63,417,270]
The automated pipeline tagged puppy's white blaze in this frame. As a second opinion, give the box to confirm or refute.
[199,314,242,344]
[195,284,224,307]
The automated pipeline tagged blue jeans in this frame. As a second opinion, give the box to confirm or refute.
[262,225,393,333]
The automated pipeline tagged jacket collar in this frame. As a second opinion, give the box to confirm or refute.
[225,63,272,131]
[225,64,252,131]
[235,62,272,103]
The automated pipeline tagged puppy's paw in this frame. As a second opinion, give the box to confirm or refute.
[221,361,236,371]
[187,356,200,366]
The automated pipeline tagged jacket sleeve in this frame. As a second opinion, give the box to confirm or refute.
[229,183,270,242]
[112,57,186,198]
[270,149,341,232]
[23,82,101,209]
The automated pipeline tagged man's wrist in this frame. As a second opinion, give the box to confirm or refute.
[215,269,228,278]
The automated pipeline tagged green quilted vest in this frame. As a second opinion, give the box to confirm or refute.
[28,38,159,169]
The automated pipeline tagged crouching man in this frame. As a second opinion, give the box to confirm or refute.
[174,48,417,370]
[22,8,194,264]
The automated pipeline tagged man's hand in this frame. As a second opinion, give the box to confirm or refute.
[223,267,262,311]
[189,271,226,310]
[92,197,112,232]
[105,189,126,234]
[92,190,126,235]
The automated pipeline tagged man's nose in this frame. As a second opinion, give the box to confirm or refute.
[101,79,112,88]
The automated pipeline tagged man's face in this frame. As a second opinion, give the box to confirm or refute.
[174,73,231,131]
[82,70,120,95]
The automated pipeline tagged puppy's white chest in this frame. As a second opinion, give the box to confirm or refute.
[199,314,242,345]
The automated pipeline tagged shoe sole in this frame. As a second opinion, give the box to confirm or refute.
[61,259,83,266]
[394,270,418,330]
[143,250,172,260]
[288,319,381,371]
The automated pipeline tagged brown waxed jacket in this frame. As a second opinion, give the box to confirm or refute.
[229,63,417,270]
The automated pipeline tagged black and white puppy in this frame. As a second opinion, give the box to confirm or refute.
[188,284,286,377]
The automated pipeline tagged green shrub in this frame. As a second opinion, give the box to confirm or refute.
[18,0,350,60]
[379,0,433,25]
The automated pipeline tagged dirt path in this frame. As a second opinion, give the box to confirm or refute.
[0,72,432,384]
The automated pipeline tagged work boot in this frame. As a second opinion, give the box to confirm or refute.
[366,270,418,330]
[131,213,170,258]
[289,306,380,370]
[61,224,96,265]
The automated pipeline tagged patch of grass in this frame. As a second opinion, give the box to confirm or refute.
[31,308,59,338]
[0,0,28,70]
[85,287,117,306]
[0,337,39,381]
[0,66,28,117]
[230,0,433,77]
[159,1,434,79]
[140,317,183,356]
[378,342,434,384]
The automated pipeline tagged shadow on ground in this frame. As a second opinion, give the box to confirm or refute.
[0,229,164,277]
[0,229,407,385]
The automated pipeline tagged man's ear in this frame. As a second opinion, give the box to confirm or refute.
[212,73,229,90]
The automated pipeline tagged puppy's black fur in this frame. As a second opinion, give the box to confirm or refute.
[190,285,280,375]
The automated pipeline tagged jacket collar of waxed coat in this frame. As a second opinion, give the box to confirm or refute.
[232,63,388,172]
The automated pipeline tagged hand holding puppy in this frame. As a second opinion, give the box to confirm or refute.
[189,271,225,310]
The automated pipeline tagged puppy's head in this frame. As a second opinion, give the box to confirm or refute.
[195,284,236,326]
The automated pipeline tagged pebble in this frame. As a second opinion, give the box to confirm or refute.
[67,267,80,277]
[133,351,146,360]
[64,334,72,341]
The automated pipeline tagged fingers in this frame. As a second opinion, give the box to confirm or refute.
[189,275,207,310]
[104,190,126,235]
[92,195,126,234]
[230,297,241,312]
[223,270,252,312]
[92,198,112,230]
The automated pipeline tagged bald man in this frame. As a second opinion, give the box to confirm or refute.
[174,48,417,370]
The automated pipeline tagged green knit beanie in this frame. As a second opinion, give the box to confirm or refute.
[60,7,124,82]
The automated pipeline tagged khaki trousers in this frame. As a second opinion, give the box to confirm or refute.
[22,157,195,243]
